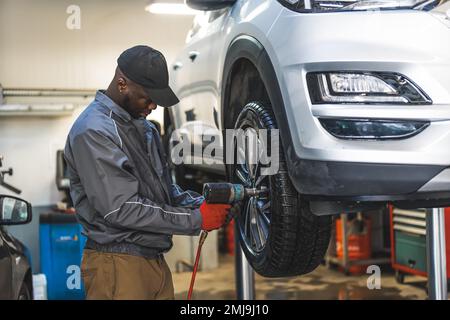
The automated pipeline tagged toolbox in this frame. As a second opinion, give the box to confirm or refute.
[390,207,450,283]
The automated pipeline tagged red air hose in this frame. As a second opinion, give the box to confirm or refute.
[187,230,208,300]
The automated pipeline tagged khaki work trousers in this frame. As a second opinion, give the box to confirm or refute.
[81,249,174,300]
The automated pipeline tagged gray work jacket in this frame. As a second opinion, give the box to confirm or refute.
[64,91,203,258]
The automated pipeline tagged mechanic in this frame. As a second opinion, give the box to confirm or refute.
[64,45,230,300]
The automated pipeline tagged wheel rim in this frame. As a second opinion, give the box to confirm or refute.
[235,127,271,255]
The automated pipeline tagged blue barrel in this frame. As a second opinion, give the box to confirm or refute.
[39,212,86,300]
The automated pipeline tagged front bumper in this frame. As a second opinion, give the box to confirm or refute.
[286,156,450,213]
[286,155,450,202]
[266,8,450,202]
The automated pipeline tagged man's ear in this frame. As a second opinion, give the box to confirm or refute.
[117,77,128,95]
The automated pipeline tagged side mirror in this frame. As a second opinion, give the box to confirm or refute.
[0,195,32,225]
[186,0,236,11]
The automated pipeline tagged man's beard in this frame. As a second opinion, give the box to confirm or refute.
[122,95,139,119]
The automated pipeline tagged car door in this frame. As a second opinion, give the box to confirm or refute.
[171,10,229,172]
[170,17,199,132]
[0,228,13,299]
[189,8,229,171]
[170,12,209,166]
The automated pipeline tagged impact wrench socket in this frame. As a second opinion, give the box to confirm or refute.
[202,182,266,204]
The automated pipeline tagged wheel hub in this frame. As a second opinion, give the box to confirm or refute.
[234,130,271,254]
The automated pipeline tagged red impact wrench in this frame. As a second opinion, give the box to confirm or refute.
[187,183,266,300]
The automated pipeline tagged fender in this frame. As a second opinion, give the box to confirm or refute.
[222,35,310,190]
[221,35,294,160]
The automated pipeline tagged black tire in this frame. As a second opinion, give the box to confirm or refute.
[17,282,32,300]
[228,101,331,277]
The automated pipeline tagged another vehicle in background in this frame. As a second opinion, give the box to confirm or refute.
[0,195,33,299]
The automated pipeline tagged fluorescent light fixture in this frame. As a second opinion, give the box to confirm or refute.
[145,3,200,15]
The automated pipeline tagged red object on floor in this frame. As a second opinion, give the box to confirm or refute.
[335,218,372,275]
[226,220,235,256]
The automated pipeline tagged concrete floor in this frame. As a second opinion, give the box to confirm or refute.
[173,255,433,300]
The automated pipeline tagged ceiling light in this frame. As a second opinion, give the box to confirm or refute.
[145,3,200,15]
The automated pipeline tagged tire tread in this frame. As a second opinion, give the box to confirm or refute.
[235,101,331,277]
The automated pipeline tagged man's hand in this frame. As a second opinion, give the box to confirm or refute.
[199,202,231,231]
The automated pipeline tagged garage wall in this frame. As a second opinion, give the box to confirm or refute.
[0,0,192,89]
[0,0,220,274]
[0,0,193,205]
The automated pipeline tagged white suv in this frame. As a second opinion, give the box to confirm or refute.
[166,0,450,277]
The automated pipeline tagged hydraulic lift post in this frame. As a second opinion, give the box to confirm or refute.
[235,222,255,300]
[426,207,448,300]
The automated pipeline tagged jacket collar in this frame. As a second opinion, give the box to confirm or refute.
[96,90,132,122]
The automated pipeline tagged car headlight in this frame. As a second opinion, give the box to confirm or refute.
[277,0,446,12]
[307,72,432,104]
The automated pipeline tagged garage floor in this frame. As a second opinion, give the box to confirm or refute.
[173,255,432,300]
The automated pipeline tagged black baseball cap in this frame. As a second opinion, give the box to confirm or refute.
[117,45,179,107]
